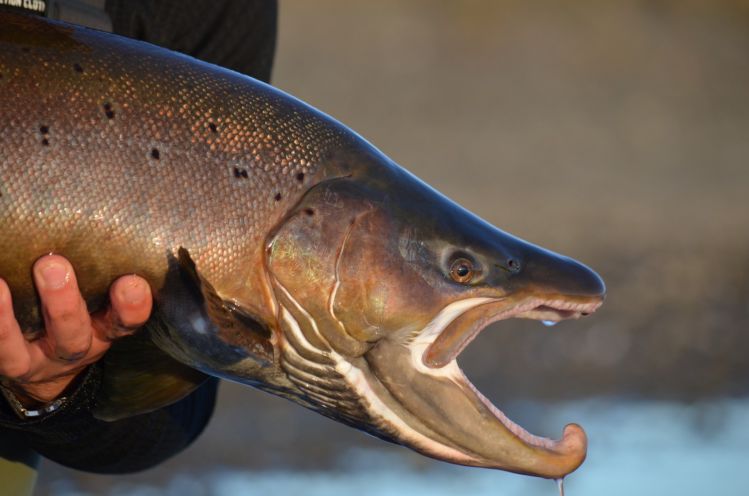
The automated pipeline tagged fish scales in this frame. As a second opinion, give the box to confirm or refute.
[0,14,352,329]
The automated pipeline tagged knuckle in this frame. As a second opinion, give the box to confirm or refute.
[55,347,89,362]
[55,336,90,359]
[46,306,74,322]
[45,300,83,323]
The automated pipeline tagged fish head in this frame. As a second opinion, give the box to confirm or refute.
[265,146,605,479]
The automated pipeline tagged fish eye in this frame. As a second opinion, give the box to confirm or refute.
[449,257,475,284]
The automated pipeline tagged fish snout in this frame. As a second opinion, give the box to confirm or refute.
[508,245,606,301]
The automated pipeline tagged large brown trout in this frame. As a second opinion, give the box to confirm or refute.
[0,13,605,479]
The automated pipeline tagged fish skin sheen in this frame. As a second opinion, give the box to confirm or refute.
[0,12,606,480]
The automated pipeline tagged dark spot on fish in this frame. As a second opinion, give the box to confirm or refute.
[103,102,115,119]
[274,193,282,201]
[296,172,305,182]
[39,125,49,135]
[233,167,249,179]
[304,208,315,216]
[151,148,160,160]
[73,63,83,73]
[21,47,30,53]
[41,138,49,146]
[208,122,217,133]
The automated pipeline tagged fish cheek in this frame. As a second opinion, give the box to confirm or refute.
[266,187,376,356]
[331,212,447,344]
[267,178,448,353]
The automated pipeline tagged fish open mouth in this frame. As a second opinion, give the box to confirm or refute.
[406,295,603,475]
[424,295,603,369]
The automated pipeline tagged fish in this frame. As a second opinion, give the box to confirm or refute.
[0,13,605,479]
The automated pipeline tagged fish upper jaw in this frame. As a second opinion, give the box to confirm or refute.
[420,295,604,369]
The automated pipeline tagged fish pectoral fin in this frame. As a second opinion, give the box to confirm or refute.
[157,248,273,367]
[93,328,209,422]
[95,247,276,422]
[175,247,271,343]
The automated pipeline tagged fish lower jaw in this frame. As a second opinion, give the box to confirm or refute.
[431,358,561,452]
[403,350,588,476]
[461,369,557,451]
[405,296,594,471]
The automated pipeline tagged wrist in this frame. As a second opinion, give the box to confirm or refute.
[0,383,68,419]
[0,369,86,419]
[8,377,74,406]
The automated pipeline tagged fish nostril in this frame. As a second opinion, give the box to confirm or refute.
[507,258,521,273]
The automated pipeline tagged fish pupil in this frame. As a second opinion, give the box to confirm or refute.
[450,258,474,283]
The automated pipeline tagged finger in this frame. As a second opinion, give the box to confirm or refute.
[33,255,91,362]
[0,279,31,379]
[94,275,152,339]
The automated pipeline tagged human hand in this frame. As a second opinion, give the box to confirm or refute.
[0,254,152,406]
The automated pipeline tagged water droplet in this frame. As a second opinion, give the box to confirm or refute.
[556,478,565,496]
[542,320,557,327]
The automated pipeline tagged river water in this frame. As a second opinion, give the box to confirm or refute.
[46,397,749,496]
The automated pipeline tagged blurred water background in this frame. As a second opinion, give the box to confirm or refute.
[37,1,749,494]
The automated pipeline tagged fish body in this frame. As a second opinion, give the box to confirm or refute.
[0,13,605,479]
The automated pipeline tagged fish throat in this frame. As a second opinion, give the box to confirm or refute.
[271,277,477,462]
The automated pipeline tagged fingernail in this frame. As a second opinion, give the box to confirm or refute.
[120,279,145,305]
[40,263,69,290]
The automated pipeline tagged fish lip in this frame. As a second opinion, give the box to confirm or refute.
[424,295,603,369]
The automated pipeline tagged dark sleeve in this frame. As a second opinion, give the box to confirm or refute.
[0,366,218,474]
[105,0,278,83]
